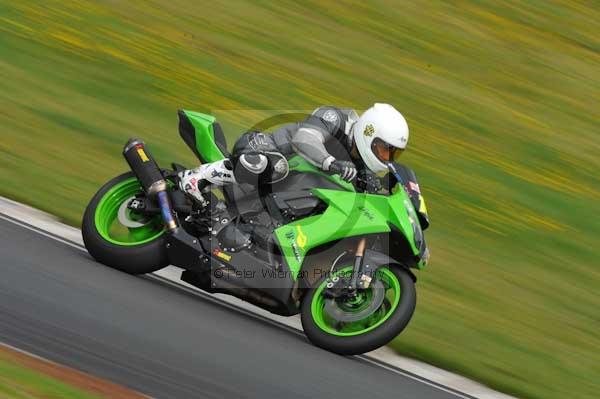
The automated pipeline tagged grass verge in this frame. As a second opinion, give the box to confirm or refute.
[0,345,144,399]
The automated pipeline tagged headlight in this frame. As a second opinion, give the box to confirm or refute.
[404,199,427,260]
[409,215,424,251]
[421,247,430,265]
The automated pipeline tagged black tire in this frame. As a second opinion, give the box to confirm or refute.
[82,172,168,274]
[301,266,416,355]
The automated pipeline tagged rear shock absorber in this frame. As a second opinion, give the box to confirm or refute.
[123,138,177,231]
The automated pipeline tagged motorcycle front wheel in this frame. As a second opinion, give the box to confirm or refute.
[301,265,416,355]
[82,172,168,274]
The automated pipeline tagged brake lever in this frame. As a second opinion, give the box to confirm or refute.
[356,173,381,194]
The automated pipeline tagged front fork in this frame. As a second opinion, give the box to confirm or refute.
[348,237,374,294]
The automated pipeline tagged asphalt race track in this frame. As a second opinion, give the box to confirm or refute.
[0,218,465,399]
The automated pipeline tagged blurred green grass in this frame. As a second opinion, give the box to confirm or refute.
[0,354,101,399]
[1,1,599,398]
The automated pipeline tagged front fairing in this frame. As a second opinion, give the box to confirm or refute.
[389,184,428,268]
[274,182,427,279]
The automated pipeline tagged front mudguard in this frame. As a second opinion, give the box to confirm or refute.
[362,249,417,283]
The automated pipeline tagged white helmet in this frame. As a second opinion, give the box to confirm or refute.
[352,103,409,173]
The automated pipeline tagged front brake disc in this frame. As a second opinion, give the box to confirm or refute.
[323,279,385,322]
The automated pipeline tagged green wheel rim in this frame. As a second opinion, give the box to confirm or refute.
[94,177,164,246]
[311,266,401,337]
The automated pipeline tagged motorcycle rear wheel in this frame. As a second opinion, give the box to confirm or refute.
[82,172,168,274]
[301,265,416,355]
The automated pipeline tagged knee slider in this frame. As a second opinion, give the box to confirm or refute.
[234,153,268,184]
[239,153,268,174]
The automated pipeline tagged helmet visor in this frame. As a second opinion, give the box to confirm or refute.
[371,138,404,164]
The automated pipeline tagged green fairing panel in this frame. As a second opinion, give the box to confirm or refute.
[274,185,419,279]
[181,110,224,163]
[287,156,355,192]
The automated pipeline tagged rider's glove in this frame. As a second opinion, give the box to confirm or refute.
[325,159,358,182]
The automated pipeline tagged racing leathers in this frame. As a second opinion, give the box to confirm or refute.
[178,106,360,203]
[271,106,360,181]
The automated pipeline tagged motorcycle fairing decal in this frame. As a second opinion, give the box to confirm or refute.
[212,248,232,261]
[419,194,428,215]
[295,225,307,249]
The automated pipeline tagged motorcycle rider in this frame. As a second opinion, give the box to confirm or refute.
[178,103,428,225]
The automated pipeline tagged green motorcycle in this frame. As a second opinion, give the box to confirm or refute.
[82,110,430,355]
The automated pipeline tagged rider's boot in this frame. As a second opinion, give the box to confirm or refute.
[178,159,235,207]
